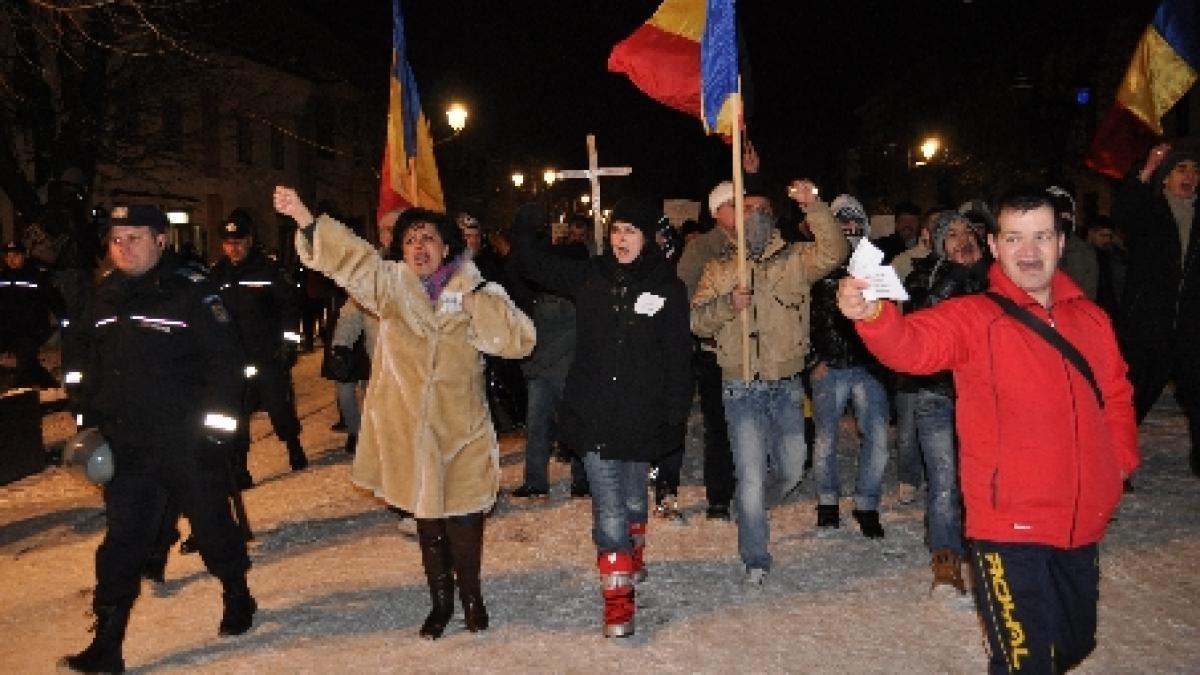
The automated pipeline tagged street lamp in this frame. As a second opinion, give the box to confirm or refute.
[435,102,468,145]
[920,137,941,162]
[511,172,525,188]
[446,102,468,133]
[543,169,557,186]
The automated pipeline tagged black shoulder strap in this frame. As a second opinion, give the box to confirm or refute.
[984,292,1104,409]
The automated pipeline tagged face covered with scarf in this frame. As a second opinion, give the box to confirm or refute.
[744,195,776,258]
[831,194,870,251]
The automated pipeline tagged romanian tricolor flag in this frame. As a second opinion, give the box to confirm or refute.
[1085,0,1198,180]
[608,0,739,136]
[378,0,444,220]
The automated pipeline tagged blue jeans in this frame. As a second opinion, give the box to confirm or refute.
[812,366,889,511]
[894,389,923,487]
[582,452,648,553]
[335,380,365,434]
[723,376,808,571]
[915,389,964,555]
[523,375,561,491]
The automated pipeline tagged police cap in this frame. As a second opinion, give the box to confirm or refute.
[221,208,254,240]
[109,204,169,232]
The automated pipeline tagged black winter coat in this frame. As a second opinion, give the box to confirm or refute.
[210,248,301,362]
[1113,177,1200,358]
[66,252,244,455]
[811,267,881,372]
[512,235,693,462]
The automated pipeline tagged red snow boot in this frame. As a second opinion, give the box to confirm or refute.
[598,551,636,638]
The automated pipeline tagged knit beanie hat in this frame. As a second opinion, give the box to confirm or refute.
[830,194,870,237]
[610,197,660,239]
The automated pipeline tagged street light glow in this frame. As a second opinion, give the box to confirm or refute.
[580,193,591,204]
[446,103,468,133]
[543,169,557,186]
[920,137,940,162]
[511,172,525,188]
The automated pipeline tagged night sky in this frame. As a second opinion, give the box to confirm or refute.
[300,0,1162,209]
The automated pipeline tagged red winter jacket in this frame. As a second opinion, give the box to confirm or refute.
[857,265,1139,548]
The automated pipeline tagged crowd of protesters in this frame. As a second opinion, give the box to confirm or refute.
[4,137,1191,672]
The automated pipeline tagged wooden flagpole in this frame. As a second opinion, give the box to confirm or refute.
[731,79,750,381]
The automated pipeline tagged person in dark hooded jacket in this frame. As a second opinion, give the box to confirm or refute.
[901,209,990,596]
[510,197,692,639]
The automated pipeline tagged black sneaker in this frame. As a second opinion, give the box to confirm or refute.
[705,503,731,520]
[511,485,549,499]
[816,504,840,528]
[851,509,885,539]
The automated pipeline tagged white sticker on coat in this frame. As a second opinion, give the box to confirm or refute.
[634,292,665,316]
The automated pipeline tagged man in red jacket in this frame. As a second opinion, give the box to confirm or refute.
[837,187,1138,673]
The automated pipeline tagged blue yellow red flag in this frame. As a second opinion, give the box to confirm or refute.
[378,0,444,219]
[608,0,739,136]
[1086,0,1198,179]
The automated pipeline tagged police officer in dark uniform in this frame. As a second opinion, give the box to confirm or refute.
[1,240,65,388]
[210,208,309,481]
[60,205,255,673]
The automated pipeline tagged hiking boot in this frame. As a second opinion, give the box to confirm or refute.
[511,484,549,500]
[930,549,967,595]
[852,509,885,539]
[816,504,840,528]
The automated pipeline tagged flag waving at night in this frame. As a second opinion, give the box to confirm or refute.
[1085,0,1198,179]
[378,0,444,219]
[608,0,739,136]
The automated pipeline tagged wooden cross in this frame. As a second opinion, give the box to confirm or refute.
[553,134,632,253]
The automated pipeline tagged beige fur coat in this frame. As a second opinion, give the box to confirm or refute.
[297,216,535,517]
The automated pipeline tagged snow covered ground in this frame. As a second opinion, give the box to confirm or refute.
[1,349,1198,673]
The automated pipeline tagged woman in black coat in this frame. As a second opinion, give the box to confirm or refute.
[1113,142,1200,476]
[510,198,693,638]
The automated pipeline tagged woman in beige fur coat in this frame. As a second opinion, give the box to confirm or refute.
[273,187,535,639]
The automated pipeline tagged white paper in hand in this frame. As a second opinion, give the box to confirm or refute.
[846,238,910,303]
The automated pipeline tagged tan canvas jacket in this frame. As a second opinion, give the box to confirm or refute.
[690,201,847,381]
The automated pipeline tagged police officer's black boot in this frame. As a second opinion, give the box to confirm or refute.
[61,603,132,673]
[415,519,455,639]
[217,575,257,637]
[285,437,308,471]
[446,513,489,632]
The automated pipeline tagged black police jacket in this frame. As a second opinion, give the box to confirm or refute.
[66,252,244,453]
[210,248,301,362]
[0,264,64,341]
[511,233,694,462]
